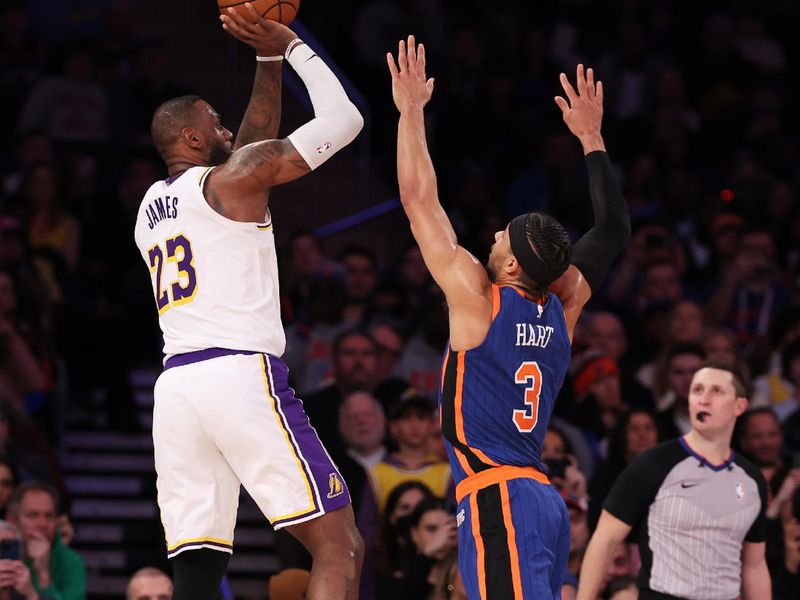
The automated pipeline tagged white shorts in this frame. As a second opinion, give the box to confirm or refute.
[152,350,350,558]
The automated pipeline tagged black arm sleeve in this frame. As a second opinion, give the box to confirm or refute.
[571,151,631,294]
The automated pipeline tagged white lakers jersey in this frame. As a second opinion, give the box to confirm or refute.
[134,166,285,360]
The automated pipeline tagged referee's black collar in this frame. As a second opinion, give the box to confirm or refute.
[679,436,734,472]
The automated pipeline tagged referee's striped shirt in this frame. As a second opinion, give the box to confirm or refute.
[603,437,767,600]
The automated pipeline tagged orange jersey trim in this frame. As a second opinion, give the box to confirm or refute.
[500,481,524,598]
[491,284,501,321]
[456,465,550,503]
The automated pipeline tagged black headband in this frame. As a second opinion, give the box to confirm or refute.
[508,214,565,286]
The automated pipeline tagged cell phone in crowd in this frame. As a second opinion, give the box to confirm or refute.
[0,538,20,560]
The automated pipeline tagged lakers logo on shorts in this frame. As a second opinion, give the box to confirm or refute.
[327,473,344,499]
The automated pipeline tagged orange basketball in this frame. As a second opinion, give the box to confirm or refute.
[217,0,300,26]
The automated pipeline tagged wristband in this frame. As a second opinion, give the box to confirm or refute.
[256,55,283,62]
[284,38,305,59]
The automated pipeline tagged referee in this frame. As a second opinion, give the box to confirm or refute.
[576,362,771,600]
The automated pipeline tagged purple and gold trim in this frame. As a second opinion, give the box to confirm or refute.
[260,354,322,526]
[164,348,258,370]
[167,537,233,558]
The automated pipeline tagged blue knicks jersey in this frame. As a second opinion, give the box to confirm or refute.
[439,285,571,485]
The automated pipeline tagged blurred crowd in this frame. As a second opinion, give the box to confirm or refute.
[1,0,799,598]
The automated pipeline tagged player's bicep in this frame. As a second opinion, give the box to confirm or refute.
[227,138,311,190]
[405,200,488,297]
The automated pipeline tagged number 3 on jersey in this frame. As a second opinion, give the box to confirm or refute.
[148,234,198,314]
[513,361,542,433]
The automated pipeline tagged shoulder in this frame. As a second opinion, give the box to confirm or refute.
[733,452,767,487]
[622,439,686,479]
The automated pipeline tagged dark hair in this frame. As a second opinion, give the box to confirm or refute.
[407,496,451,529]
[602,575,637,599]
[735,407,780,451]
[6,481,60,516]
[606,408,661,466]
[695,360,748,398]
[512,212,572,294]
[337,245,377,268]
[150,95,202,158]
[376,482,435,574]
[332,328,376,357]
[546,425,574,457]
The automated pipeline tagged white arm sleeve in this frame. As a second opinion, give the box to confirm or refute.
[286,42,364,170]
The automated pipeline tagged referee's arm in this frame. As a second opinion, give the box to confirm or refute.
[575,510,632,600]
[741,541,771,600]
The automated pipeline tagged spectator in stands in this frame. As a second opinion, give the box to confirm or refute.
[589,408,661,527]
[649,342,706,438]
[126,566,173,600]
[5,482,85,599]
[16,42,108,146]
[0,520,38,600]
[705,227,792,370]
[0,402,58,486]
[336,390,387,514]
[20,162,80,273]
[301,329,381,453]
[0,458,18,519]
[376,496,457,600]
[585,311,653,409]
[569,352,628,460]
[702,325,751,382]
[563,491,589,598]
[368,320,405,383]
[280,230,342,324]
[0,271,47,414]
[364,393,452,517]
[392,291,450,399]
[283,275,351,395]
[337,245,379,325]
[602,575,638,600]
[429,552,467,600]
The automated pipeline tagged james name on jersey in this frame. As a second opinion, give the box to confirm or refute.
[144,195,180,229]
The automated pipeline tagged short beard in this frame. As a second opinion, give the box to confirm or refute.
[208,144,232,166]
[485,260,497,283]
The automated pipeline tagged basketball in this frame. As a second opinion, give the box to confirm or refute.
[217,0,300,26]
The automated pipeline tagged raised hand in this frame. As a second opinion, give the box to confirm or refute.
[554,64,605,153]
[387,35,435,114]
[220,2,297,57]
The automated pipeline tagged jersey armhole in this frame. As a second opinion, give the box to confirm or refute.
[491,285,501,321]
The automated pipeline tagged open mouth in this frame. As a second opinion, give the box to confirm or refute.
[696,411,711,422]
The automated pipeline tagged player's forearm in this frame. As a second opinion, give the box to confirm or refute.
[285,42,363,170]
[571,151,630,294]
[235,61,282,149]
[741,560,771,600]
[576,536,613,600]
[397,106,438,208]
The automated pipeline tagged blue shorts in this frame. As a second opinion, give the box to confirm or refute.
[456,476,569,599]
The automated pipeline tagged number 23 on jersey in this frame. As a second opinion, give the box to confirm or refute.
[513,361,542,433]
[148,234,198,314]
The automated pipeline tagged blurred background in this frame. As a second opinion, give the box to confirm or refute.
[1,0,799,598]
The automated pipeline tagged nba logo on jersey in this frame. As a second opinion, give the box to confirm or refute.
[735,482,744,500]
[327,473,344,498]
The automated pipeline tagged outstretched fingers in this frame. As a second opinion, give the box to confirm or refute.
[559,72,578,104]
[554,95,570,116]
[387,52,399,78]
[418,43,426,79]
[576,64,586,97]
[586,67,595,100]
[407,35,417,71]
[398,39,408,72]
